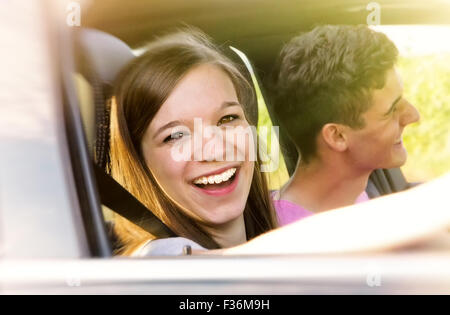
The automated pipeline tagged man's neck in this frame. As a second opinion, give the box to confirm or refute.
[281,157,371,213]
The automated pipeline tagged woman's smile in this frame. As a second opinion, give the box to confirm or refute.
[191,165,240,196]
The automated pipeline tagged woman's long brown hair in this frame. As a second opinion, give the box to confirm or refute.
[109,29,278,255]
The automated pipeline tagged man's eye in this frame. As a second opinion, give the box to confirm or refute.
[391,104,402,116]
[164,131,186,143]
[218,114,239,126]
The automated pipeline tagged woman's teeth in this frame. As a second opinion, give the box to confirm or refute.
[193,168,237,185]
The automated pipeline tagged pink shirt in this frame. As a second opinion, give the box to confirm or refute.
[272,191,370,226]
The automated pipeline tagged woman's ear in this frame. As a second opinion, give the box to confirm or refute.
[321,123,348,152]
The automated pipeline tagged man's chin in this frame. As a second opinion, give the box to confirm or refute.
[385,153,408,169]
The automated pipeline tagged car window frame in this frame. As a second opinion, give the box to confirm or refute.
[48,2,112,258]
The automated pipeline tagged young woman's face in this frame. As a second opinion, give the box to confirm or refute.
[141,64,254,227]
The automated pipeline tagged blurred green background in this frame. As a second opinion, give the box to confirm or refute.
[399,53,450,183]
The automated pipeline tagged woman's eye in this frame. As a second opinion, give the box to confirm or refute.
[218,114,239,126]
[164,131,186,143]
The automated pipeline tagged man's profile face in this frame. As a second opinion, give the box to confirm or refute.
[344,67,420,171]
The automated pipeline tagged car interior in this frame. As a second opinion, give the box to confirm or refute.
[3,0,450,296]
[63,0,450,256]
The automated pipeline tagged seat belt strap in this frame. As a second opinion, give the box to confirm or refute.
[93,163,177,238]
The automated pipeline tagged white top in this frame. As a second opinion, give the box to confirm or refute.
[132,237,206,257]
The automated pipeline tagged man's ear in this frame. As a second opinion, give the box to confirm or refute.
[321,123,348,152]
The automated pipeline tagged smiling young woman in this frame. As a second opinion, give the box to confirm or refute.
[109,29,278,255]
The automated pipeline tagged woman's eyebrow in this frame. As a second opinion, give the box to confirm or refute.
[221,101,241,109]
[153,120,183,139]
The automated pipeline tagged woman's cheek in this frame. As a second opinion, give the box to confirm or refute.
[151,149,187,191]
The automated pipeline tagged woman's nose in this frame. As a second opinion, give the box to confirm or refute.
[192,126,226,162]
[401,100,420,126]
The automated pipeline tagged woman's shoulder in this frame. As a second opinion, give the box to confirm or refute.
[131,237,206,257]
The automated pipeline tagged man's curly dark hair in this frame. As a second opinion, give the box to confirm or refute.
[274,25,398,163]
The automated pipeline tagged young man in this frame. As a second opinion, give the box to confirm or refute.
[272,25,420,225]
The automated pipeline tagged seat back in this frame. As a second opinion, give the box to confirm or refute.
[75,28,135,169]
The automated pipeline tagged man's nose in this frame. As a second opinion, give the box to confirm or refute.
[401,100,420,126]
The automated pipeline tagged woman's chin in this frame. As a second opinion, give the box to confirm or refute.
[194,203,246,227]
